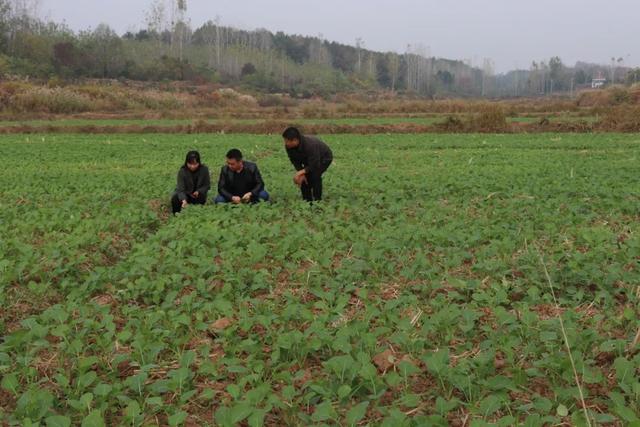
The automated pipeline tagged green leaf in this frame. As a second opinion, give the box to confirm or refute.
[540,331,558,342]
[423,349,449,375]
[168,411,187,426]
[346,401,369,426]
[435,397,460,415]
[79,392,93,408]
[324,355,356,379]
[398,359,420,377]
[533,397,552,413]
[199,388,215,401]
[248,409,266,427]
[16,388,54,420]
[215,406,232,426]
[227,383,241,399]
[124,372,148,394]
[78,356,100,371]
[400,393,420,408]
[77,371,98,390]
[614,405,639,422]
[613,357,634,384]
[180,350,196,368]
[230,402,253,424]
[381,408,407,427]
[117,330,132,342]
[146,396,164,406]
[81,411,105,427]
[479,395,502,417]
[93,383,112,397]
[167,367,191,390]
[282,385,296,401]
[125,400,141,419]
[1,373,18,394]
[556,404,568,417]
[337,384,352,399]
[45,415,71,427]
[312,401,336,422]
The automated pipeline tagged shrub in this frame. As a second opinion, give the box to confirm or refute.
[597,105,640,132]
[11,87,93,113]
[468,103,508,132]
[257,94,299,108]
[610,87,631,105]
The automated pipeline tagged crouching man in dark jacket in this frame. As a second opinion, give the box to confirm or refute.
[283,127,333,202]
[214,149,270,204]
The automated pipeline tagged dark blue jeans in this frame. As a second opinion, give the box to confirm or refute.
[214,190,270,204]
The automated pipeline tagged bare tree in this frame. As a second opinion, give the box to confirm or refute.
[610,56,624,84]
[9,0,39,19]
[7,0,40,52]
[170,0,188,60]
[91,23,123,77]
[200,20,216,67]
[355,37,363,73]
[309,33,329,66]
[367,53,375,79]
[387,52,400,92]
[405,44,431,95]
[146,0,167,52]
[481,58,494,97]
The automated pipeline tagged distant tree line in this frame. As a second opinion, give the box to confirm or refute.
[0,0,637,97]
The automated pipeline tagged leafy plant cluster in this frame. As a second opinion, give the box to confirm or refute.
[0,133,639,426]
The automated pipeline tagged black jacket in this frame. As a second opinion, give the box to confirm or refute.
[217,161,265,199]
[286,135,333,175]
[176,165,211,201]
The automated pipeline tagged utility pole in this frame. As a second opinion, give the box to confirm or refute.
[281,55,285,90]
[355,37,363,73]
[610,57,616,85]
[570,77,574,98]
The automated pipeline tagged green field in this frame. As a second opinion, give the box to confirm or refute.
[1,133,639,426]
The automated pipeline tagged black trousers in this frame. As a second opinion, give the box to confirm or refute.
[300,159,332,202]
[171,192,207,214]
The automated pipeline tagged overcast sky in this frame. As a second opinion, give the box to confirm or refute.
[38,0,638,73]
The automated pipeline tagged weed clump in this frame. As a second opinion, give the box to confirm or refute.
[468,103,508,132]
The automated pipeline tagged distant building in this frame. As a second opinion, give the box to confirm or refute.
[591,78,606,89]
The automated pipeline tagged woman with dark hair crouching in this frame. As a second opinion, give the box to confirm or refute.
[171,150,211,214]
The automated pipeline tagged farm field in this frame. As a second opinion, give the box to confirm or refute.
[1,133,639,426]
[0,114,597,130]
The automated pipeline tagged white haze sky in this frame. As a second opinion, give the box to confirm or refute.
[38,0,638,73]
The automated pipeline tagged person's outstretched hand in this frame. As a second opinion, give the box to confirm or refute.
[242,193,252,203]
[293,171,307,187]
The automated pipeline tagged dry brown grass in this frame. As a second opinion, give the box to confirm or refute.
[0,120,602,134]
[596,105,640,132]
[1,78,639,134]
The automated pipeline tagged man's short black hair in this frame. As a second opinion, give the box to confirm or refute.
[282,127,301,141]
[226,148,243,161]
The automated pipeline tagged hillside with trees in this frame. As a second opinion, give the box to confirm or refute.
[0,0,638,98]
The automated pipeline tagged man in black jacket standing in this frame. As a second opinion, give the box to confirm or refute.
[214,149,269,204]
[283,127,333,202]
